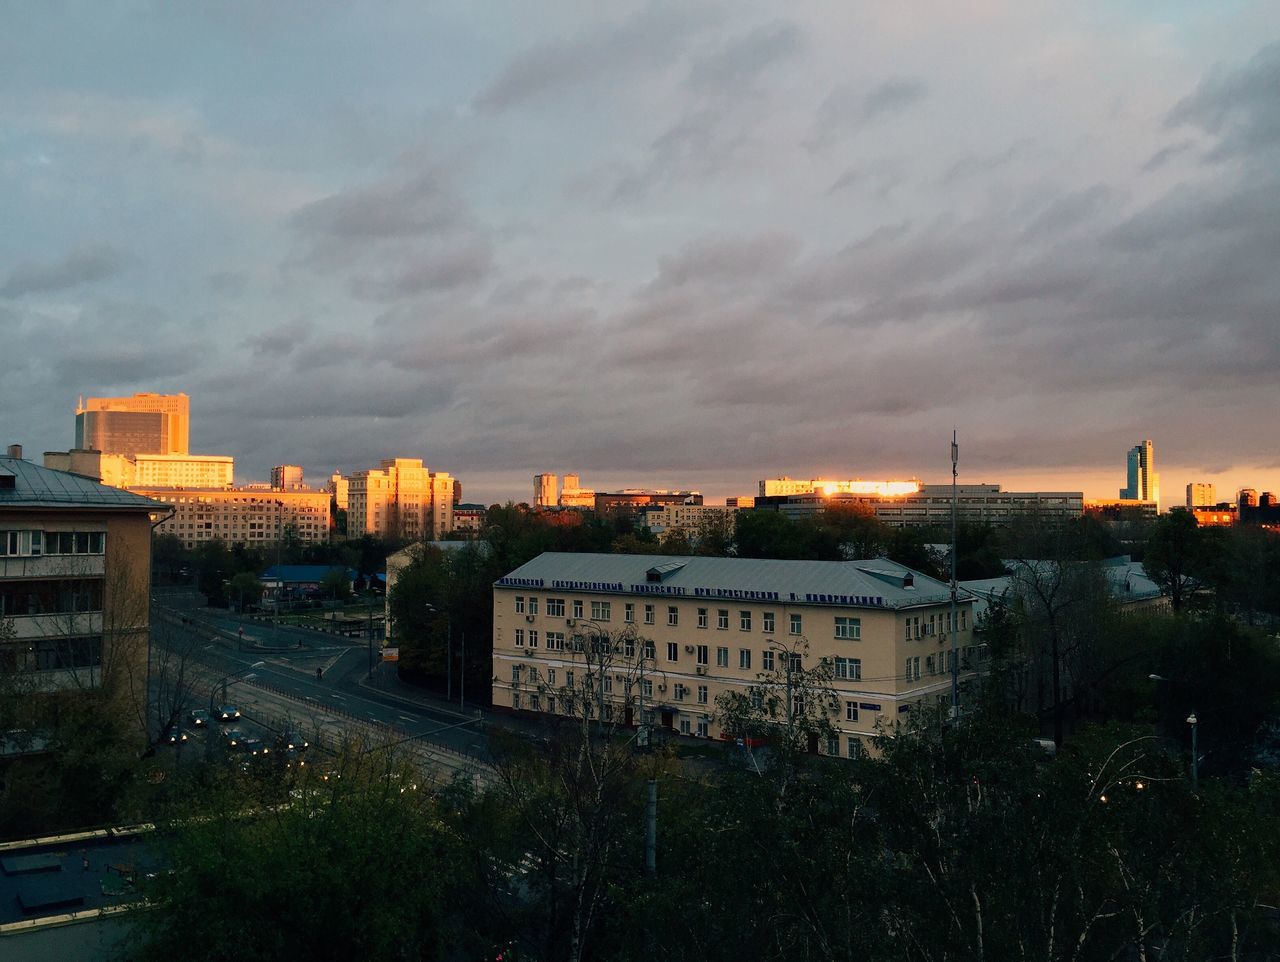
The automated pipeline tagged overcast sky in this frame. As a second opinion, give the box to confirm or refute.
[5,1,1279,507]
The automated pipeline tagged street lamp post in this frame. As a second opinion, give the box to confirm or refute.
[1150,674,1200,789]
[212,661,266,710]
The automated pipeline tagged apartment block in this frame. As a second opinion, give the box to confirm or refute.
[759,477,923,498]
[136,487,330,550]
[640,503,738,538]
[0,450,159,708]
[1186,482,1216,509]
[271,465,306,490]
[533,473,558,508]
[492,553,978,757]
[44,450,235,489]
[346,458,456,541]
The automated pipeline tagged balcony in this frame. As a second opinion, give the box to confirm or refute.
[0,555,106,580]
[7,612,103,640]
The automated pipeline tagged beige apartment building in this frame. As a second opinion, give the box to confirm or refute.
[43,449,235,489]
[1,451,160,718]
[75,392,190,457]
[136,487,330,550]
[640,503,737,539]
[346,458,456,541]
[492,553,978,757]
[759,484,1084,528]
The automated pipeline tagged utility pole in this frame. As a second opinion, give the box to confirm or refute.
[446,618,452,701]
[950,429,960,719]
[1188,712,1199,789]
[459,630,465,710]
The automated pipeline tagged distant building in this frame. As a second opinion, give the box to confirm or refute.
[1186,482,1216,508]
[640,503,738,539]
[1120,439,1159,504]
[453,503,488,536]
[327,472,349,511]
[1238,488,1260,508]
[271,465,306,490]
[491,552,979,756]
[758,485,1083,528]
[595,490,703,514]
[43,450,234,489]
[725,496,755,509]
[1,447,160,712]
[759,477,922,498]
[559,473,595,508]
[346,458,456,541]
[533,473,558,508]
[75,392,189,457]
[136,487,330,550]
[1084,499,1160,521]
[260,564,354,603]
[1191,504,1237,527]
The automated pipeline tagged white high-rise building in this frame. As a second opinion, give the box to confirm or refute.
[1120,440,1159,504]
[1186,482,1216,508]
[533,473,558,508]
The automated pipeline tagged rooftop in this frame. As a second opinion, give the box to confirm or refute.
[0,458,161,512]
[496,552,957,609]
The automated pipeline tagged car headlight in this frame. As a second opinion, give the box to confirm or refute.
[263,748,270,753]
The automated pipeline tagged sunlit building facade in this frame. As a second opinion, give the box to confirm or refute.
[757,485,1083,528]
[345,458,456,541]
[491,553,978,757]
[138,487,330,550]
[1120,439,1159,504]
[1185,482,1216,509]
[74,392,190,457]
[43,449,234,489]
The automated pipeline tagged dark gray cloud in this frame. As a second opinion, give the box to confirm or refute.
[473,2,714,112]
[348,236,494,301]
[1166,41,1280,160]
[2,245,126,297]
[685,20,803,92]
[290,171,461,240]
[806,78,928,151]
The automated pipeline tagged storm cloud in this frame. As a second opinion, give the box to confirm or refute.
[4,3,1280,505]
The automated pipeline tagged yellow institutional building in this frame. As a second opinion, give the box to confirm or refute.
[492,553,978,757]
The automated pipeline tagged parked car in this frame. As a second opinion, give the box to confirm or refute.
[222,728,248,749]
[240,735,269,756]
[216,704,241,722]
[188,709,211,728]
[163,726,189,745]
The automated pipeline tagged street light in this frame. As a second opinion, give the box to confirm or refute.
[424,604,453,701]
[213,660,266,709]
[1149,674,1199,789]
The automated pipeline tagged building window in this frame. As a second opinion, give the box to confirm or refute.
[642,679,653,698]
[34,637,102,671]
[827,733,840,756]
[643,639,655,661]
[960,610,967,630]
[513,693,522,710]
[565,670,574,690]
[739,610,752,631]
[696,719,709,738]
[603,675,613,694]
[591,600,611,621]
[667,606,679,627]
[546,668,556,686]
[625,603,634,623]
[789,614,802,635]
[528,630,538,649]
[530,694,541,712]
[697,685,708,704]
[763,612,775,634]
[644,604,655,625]
[714,646,728,668]
[696,644,708,666]
[845,701,859,722]
[788,653,802,674]
[674,684,685,701]
[573,600,584,619]
[697,608,708,628]
[835,616,861,640]
[512,665,523,684]
[717,609,729,630]
[834,657,862,681]
[848,737,862,759]
[528,597,539,615]
[547,598,565,617]
[667,642,678,662]
[738,649,751,670]
[514,629,524,648]
[679,718,691,734]
[762,649,774,672]
[514,596,525,614]
[625,635,636,658]
[546,631,565,651]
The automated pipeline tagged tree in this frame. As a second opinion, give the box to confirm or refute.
[1143,509,1216,613]
[228,571,263,611]
[319,566,350,602]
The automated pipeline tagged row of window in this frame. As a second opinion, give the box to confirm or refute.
[0,579,104,616]
[0,636,103,672]
[514,595,871,638]
[0,530,107,558]
[903,611,967,640]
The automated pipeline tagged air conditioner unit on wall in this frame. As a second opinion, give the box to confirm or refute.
[526,614,535,622]
[696,666,707,675]
[684,644,695,654]
[658,683,667,692]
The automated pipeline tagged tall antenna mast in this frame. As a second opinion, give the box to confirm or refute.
[950,429,959,719]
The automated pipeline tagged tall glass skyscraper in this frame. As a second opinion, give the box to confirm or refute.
[1120,439,1158,503]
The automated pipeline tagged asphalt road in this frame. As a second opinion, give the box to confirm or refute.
[154,603,490,763]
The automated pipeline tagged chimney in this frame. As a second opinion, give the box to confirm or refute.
[5,444,21,459]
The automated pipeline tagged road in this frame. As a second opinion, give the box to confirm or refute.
[151,597,494,782]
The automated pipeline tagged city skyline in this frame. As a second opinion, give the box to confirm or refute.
[4,4,1279,509]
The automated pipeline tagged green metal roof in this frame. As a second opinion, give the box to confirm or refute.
[0,458,162,511]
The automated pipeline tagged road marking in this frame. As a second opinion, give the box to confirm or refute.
[397,714,417,722]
